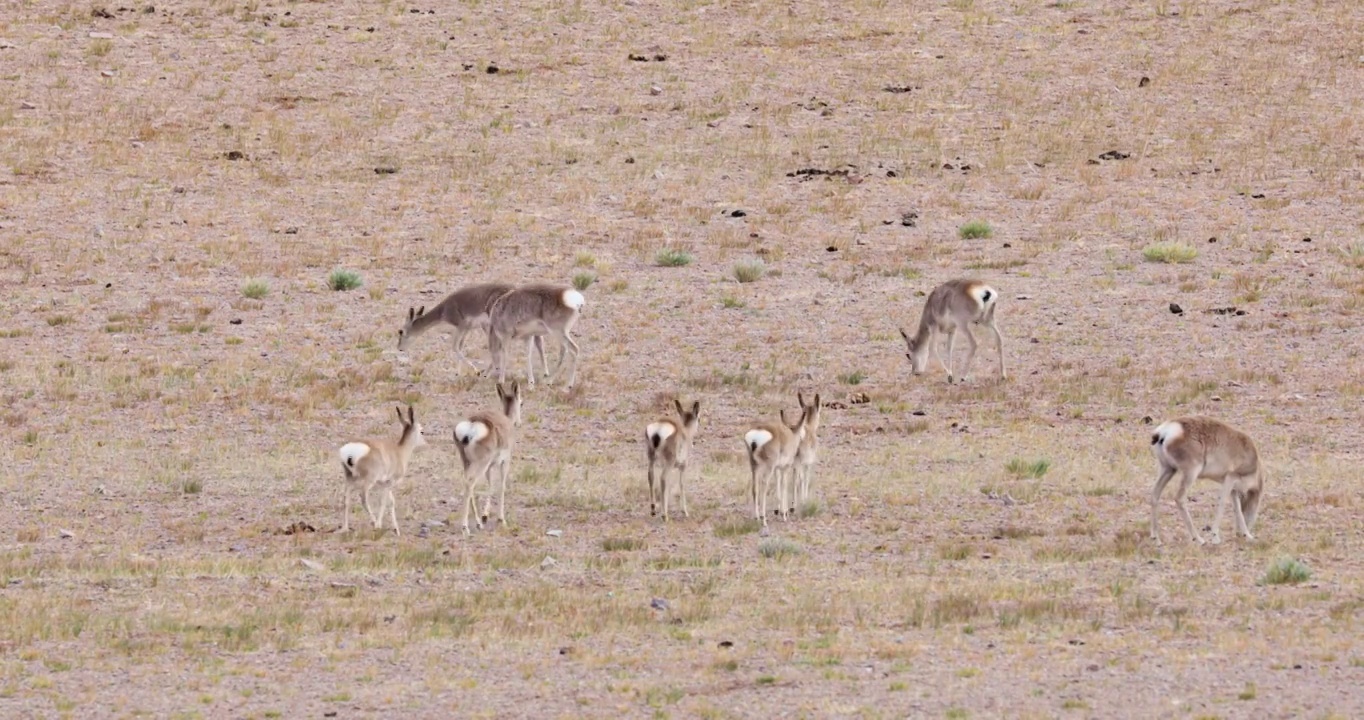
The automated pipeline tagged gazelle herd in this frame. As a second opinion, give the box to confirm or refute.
[338,276,1266,545]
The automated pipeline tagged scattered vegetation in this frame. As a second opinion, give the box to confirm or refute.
[838,370,867,385]
[327,269,363,291]
[1005,458,1051,479]
[1263,557,1311,585]
[655,248,694,267]
[758,538,802,559]
[732,259,766,283]
[1143,242,1198,264]
[242,279,270,299]
[572,271,596,291]
[958,221,994,239]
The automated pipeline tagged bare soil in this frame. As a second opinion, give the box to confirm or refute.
[1,0,1363,718]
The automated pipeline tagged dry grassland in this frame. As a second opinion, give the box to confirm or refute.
[2,0,1363,717]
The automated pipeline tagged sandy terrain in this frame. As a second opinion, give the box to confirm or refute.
[1,0,1363,717]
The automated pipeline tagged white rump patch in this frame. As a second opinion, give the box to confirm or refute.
[745,429,773,452]
[1154,421,1184,445]
[339,442,370,467]
[455,420,489,445]
[969,284,998,307]
[647,422,676,445]
[562,289,586,311]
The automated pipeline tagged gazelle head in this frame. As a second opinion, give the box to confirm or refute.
[797,392,821,433]
[674,399,701,432]
[396,404,427,449]
[497,381,523,427]
[898,327,930,375]
[396,306,427,351]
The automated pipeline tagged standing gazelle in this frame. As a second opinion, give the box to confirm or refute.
[488,284,586,389]
[453,381,523,536]
[899,278,1006,384]
[780,392,821,515]
[337,405,427,535]
[744,405,810,527]
[397,282,545,373]
[644,399,701,521]
[1150,416,1264,545]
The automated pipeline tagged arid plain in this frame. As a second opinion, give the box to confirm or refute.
[2,0,1363,717]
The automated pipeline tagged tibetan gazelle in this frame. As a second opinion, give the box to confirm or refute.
[744,405,810,527]
[337,405,427,535]
[397,282,545,373]
[644,399,701,521]
[453,382,523,536]
[899,278,1006,384]
[488,284,586,389]
[780,392,821,515]
[1150,416,1264,545]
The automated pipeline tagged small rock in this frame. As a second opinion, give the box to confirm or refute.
[225,150,245,161]
[650,598,669,611]
[1169,303,1183,315]
[485,64,499,74]
[540,556,557,570]
[94,485,107,495]
[628,53,648,62]
[229,318,242,325]
[329,581,357,589]
[900,211,918,227]
[423,519,447,528]
[1138,76,1150,87]
[300,558,325,572]
[100,70,115,78]
[730,209,746,218]
[374,166,398,174]
[59,528,76,539]
[1098,150,1130,161]
[649,84,662,95]
[0,40,17,49]
[546,529,562,537]
[718,640,734,649]
[89,32,115,39]
[1015,294,1031,300]
[19,101,36,110]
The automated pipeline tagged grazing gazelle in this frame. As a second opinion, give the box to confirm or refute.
[644,399,702,521]
[337,405,427,535]
[453,381,523,536]
[1150,416,1264,545]
[397,282,544,373]
[779,392,822,515]
[488,283,585,389]
[899,278,1006,384]
[744,404,810,527]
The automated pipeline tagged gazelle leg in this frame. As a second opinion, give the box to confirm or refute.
[1150,466,1176,544]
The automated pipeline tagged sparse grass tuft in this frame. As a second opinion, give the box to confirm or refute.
[958,221,993,239]
[732,259,765,283]
[181,478,203,495]
[242,279,269,299]
[601,537,646,552]
[1005,458,1050,479]
[838,370,867,385]
[797,501,820,519]
[574,251,597,268]
[655,248,694,267]
[1143,242,1197,264]
[572,271,596,291]
[758,538,802,559]
[720,294,745,309]
[327,269,363,291]
[714,518,761,538]
[1263,557,1310,585]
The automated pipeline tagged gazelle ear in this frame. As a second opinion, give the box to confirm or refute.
[496,383,506,399]
[511,380,521,397]
[407,405,416,425]
[417,305,425,316]
[813,393,821,408]
[691,401,700,417]
[898,327,910,341]
[798,392,806,408]
[674,398,685,416]
[396,406,406,425]
[407,307,416,321]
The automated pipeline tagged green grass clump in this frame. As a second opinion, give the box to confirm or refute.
[1263,557,1310,585]
[713,518,761,538]
[655,248,694,267]
[242,279,269,299]
[958,221,993,239]
[601,537,645,552]
[732,259,765,283]
[758,538,802,559]
[327,269,363,292]
[572,271,596,291]
[1005,458,1051,479]
[1143,242,1198,264]
[839,370,867,385]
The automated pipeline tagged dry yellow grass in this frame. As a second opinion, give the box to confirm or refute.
[1,0,1363,716]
